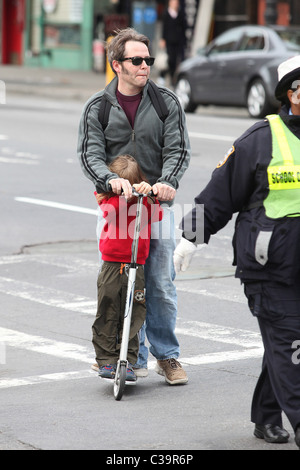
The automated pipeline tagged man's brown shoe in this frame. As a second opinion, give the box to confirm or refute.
[155,358,188,385]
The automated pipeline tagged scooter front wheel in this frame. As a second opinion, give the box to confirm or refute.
[114,362,126,401]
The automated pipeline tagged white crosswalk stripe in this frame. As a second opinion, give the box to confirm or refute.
[0,137,41,165]
[0,370,95,390]
[0,276,97,315]
[0,253,262,389]
[0,327,93,363]
[0,323,262,390]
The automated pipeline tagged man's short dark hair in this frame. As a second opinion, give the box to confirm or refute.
[107,28,150,74]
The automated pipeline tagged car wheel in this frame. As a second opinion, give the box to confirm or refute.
[247,79,274,118]
[175,77,197,113]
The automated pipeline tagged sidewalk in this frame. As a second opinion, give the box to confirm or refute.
[0,65,107,103]
[0,64,160,103]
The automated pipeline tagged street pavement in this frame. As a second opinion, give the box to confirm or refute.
[1,64,130,103]
[0,237,297,451]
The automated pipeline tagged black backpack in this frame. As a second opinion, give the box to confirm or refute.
[98,80,169,130]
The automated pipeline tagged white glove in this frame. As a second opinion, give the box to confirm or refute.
[173,237,197,274]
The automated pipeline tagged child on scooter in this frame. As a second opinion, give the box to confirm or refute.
[92,154,163,382]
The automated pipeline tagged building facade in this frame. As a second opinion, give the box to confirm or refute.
[1,0,26,65]
[24,0,94,70]
[0,0,299,70]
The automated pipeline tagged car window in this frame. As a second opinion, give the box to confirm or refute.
[277,30,300,51]
[238,33,265,51]
[209,29,242,54]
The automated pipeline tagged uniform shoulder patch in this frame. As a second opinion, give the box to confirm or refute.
[216,145,235,168]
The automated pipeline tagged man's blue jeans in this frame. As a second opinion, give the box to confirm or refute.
[97,205,180,368]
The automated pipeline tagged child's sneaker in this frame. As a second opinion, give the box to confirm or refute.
[99,364,116,379]
[126,364,137,382]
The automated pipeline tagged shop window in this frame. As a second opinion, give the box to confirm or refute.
[44,24,81,48]
[43,0,83,49]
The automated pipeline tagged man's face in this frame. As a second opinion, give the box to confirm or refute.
[113,41,151,94]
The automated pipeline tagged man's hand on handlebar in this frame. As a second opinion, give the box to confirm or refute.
[109,178,132,199]
[152,183,176,201]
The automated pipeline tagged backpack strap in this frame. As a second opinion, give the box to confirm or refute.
[147,80,169,123]
[98,97,112,131]
[98,80,169,130]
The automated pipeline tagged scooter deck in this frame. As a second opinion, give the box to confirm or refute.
[100,377,137,386]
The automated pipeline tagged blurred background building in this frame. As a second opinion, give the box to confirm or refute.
[0,0,299,71]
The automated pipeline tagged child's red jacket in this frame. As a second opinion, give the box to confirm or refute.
[97,195,163,264]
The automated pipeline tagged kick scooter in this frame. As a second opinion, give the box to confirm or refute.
[113,187,153,401]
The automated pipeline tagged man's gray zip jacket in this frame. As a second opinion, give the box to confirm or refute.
[77,77,191,205]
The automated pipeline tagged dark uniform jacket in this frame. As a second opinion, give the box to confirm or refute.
[181,106,300,285]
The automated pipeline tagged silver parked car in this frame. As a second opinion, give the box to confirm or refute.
[175,25,300,118]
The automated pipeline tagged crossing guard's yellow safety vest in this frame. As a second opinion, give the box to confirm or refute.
[264,114,300,219]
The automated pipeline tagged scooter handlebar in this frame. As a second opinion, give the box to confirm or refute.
[108,183,154,198]
[132,188,155,198]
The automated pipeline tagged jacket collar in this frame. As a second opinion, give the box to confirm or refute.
[280,104,300,127]
[104,76,150,104]
[279,105,300,138]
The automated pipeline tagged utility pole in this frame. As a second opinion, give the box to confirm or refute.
[264,0,278,25]
[191,0,215,55]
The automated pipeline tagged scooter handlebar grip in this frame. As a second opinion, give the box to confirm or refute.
[107,184,155,198]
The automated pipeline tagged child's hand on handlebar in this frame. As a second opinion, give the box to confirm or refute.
[133,181,152,195]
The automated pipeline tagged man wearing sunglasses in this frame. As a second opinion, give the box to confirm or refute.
[78,28,191,385]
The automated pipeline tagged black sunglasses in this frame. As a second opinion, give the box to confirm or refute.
[119,56,155,66]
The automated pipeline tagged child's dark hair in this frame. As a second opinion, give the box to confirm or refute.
[96,155,149,202]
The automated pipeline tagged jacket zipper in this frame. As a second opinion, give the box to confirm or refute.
[131,129,136,157]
